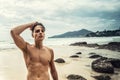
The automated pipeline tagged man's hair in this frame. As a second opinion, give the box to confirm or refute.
[31,22,45,32]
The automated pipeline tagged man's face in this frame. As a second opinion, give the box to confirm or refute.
[32,25,45,41]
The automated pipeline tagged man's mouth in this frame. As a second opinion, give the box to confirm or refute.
[39,36,43,38]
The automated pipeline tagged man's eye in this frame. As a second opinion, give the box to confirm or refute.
[35,30,40,33]
[42,30,44,32]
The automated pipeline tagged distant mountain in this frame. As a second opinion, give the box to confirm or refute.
[49,29,93,38]
[86,29,120,37]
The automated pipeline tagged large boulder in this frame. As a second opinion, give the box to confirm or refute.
[67,74,87,80]
[89,54,102,58]
[92,57,114,73]
[54,58,65,63]
[92,75,111,80]
[76,52,82,55]
[70,42,99,47]
[70,55,79,58]
[86,43,99,47]
[70,42,87,46]
[108,42,120,46]
[106,58,120,68]
[89,52,96,55]
[98,42,120,52]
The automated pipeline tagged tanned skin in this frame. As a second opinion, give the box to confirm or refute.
[10,22,58,80]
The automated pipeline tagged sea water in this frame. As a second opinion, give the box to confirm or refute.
[0,36,120,50]
[44,36,120,45]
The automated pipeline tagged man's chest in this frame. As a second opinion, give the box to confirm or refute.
[28,48,51,65]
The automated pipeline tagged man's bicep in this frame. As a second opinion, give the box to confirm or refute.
[50,59,56,71]
[50,50,55,69]
[11,33,27,50]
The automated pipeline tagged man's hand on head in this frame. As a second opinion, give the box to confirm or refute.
[30,22,38,30]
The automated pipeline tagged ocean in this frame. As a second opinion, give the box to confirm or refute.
[44,36,120,45]
[0,36,120,50]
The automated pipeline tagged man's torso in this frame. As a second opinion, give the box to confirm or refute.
[23,44,52,80]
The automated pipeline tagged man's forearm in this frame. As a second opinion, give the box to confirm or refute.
[11,22,36,35]
[52,71,58,80]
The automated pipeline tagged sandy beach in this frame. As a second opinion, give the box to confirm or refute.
[0,45,120,80]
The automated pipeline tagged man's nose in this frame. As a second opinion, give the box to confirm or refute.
[39,30,42,34]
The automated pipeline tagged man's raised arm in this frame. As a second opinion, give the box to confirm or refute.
[10,22,36,51]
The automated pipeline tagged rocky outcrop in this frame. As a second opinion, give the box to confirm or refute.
[70,42,87,46]
[89,54,102,58]
[70,55,79,58]
[86,44,99,47]
[76,52,82,54]
[92,57,120,73]
[70,42,120,52]
[54,58,65,63]
[70,42,99,47]
[106,58,120,68]
[92,75,111,80]
[89,52,96,55]
[67,74,87,80]
[98,42,120,52]
[92,57,114,73]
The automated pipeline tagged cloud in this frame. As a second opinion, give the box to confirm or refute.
[0,0,120,37]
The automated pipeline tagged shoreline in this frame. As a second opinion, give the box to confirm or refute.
[0,45,120,80]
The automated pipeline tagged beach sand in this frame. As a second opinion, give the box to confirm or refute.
[0,45,120,80]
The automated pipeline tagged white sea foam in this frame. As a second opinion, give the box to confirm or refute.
[0,36,120,50]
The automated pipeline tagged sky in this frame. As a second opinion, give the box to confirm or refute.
[0,0,120,38]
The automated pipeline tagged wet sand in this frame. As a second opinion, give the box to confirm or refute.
[0,45,120,80]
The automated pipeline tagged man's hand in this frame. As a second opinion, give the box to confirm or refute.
[30,22,38,31]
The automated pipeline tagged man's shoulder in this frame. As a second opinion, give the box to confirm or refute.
[21,42,33,52]
[45,46,53,52]
[44,46,54,59]
[44,46,54,55]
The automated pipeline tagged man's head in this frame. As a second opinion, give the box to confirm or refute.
[31,22,45,33]
[31,22,45,41]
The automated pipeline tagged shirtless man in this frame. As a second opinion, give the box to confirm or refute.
[10,22,58,80]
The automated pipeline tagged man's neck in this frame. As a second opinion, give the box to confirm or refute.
[35,41,43,49]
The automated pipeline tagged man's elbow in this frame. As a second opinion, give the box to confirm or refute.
[10,28,17,37]
[10,29,15,35]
